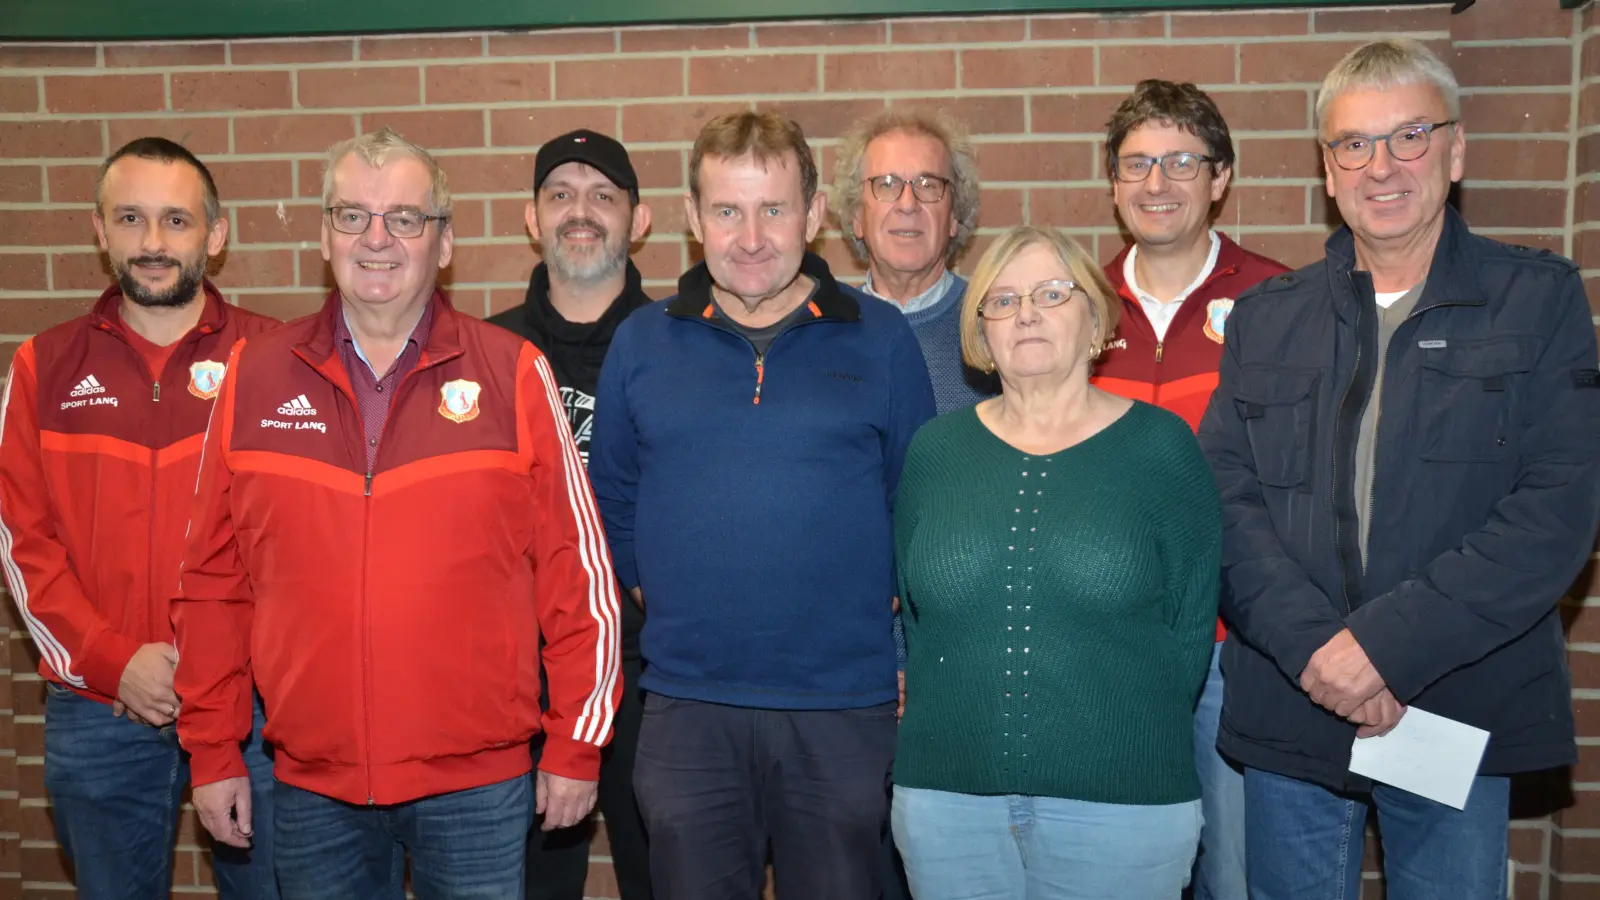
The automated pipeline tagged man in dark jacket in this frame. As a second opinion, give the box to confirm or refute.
[487,128,653,900]
[1198,39,1600,898]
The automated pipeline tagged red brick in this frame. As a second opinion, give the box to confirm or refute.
[1030,185,1118,229]
[1170,11,1311,38]
[447,199,488,239]
[107,116,230,156]
[1509,824,1546,865]
[980,187,1026,228]
[0,77,38,114]
[364,109,485,149]
[235,290,327,322]
[298,249,332,288]
[438,152,538,195]
[1032,93,1123,136]
[0,121,102,160]
[12,720,40,757]
[228,39,354,65]
[892,95,1027,136]
[1586,35,1600,80]
[104,42,227,67]
[234,114,358,155]
[635,238,686,282]
[1561,785,1600,827]
[360,35,484,60]
[621,101,750,144]
[0,45,98,68]
[892,17,1026,44]
[490,29,618,56]
[233,203,324,245]
[1030,13,1165,40]
[1213,89,1312,133]
[1240,41,1367,86]
[1463,91,1570,134]
[446,242,537,284]
[756,99,886,142]
[1218,184,1310,228]
[1238,137,1323,180]
[976,140,1096,183]
[0,167,42,203]
[1456,186,1567,230]
[620,25,750,53]
[171,70,292,112]
[1468,139,1569,184]
[1453,46,1572,89]
[1100,43,1236,88]
[489,198,533,239]
[1556,875,1600,899]
[825,50,954,93]
[757,22,886,48]
[1570,647,1600,690]
[425,62,552,105]
[557,58,683,100]
[44,74,165,114]
[210,161,294,202]
[962,47,1094,90]
[48,251,111,292]
[691,54,818,97]
[1452,0,1574,41]
[489,287,526,316]
[0,210,94,247]
[1561,834,1600,876]
[0,254,49,293]
[1582,135,1600,178]
[489,106,619,149]
[297,67,421,109]
[1236,230,1330,269]
[216,249,294,288]
[1312,6,1451,36]
[628,150,683,191]
[21,842,71,882]
[0,295,96,330]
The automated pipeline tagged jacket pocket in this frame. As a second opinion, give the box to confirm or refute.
[1235,367,1320,489]
[1416,338,1537,463]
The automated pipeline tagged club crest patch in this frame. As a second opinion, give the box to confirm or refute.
[1203,298,1235,345]
[187,360,227,400]
[438,379,481,423]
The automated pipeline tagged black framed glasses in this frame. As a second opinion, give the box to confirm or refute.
[865,173,952,204]
[1111,152,1217,183]
[1324,121,1457,171]
[325,206,448,239]
[978,280,1085,321]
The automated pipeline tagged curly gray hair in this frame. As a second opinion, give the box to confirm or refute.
[832,109,979,265]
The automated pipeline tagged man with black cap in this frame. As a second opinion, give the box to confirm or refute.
[489,128,654,900]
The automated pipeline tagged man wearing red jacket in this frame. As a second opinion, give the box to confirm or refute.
[174,128,622,898]
[0,138,280,898]
[1092,81,1289,900]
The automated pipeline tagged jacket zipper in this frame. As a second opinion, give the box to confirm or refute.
[1331,274,1368,617]
[752,355,765,404]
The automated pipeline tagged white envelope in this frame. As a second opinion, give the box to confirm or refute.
[1347,707,1490,810]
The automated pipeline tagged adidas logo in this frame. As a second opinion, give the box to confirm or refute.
[69,375,106,397]
[276,394,317,416]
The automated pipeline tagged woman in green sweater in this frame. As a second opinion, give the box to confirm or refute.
[892,225,1221,899]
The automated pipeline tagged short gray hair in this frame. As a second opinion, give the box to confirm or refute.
[321,127,453,218]
[832,109,979,265]
[1315,39,1460,134]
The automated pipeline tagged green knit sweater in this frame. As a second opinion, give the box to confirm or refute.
[893,402,1221,805]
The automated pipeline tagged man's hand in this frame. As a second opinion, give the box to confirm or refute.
[1299,628,1385,718]
[629,587,644,610]
[117,643,180,725]
[536,770,598,832]
[897,670,905,720]
[891,595,901,614]
[1348,687,1407,738]
[193,777,253,848]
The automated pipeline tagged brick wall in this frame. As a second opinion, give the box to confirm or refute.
[0,1,1596,897]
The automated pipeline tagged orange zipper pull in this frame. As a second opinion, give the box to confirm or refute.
[753,358,765,405]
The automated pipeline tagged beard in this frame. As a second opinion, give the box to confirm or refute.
[113,252,208,308]
[545,217,629,284]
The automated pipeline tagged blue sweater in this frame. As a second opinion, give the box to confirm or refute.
[588,254,937,709]
[902,273,997,415]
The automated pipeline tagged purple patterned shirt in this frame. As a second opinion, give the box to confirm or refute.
[333,299,434,471]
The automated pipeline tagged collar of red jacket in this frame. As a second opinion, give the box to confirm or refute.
[89,278,231,336]
[1104,231,1247,304]
[297,287,463,366]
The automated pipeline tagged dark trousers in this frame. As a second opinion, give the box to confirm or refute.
[633,695,898,900]
[526,654,651,900]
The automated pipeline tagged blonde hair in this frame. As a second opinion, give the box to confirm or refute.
[1316,39,1460,134]
[689,111,817,205]
[321,127,453,218]
[960,226,1119,375]
[832,109,980,264]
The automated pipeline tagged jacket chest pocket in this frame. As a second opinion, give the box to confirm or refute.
[1235,367,1320,490]
[1415,338,1537,463]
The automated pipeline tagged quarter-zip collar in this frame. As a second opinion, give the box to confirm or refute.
[89,278,231,340]
[666,252,861,324]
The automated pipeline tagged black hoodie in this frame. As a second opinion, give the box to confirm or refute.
[488,260,652,657]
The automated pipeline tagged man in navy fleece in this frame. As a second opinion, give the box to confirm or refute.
[587,110,936,900]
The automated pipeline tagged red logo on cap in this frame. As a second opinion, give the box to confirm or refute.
[574,137,587,143]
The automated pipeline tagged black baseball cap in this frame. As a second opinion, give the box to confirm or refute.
[533,129,639,202]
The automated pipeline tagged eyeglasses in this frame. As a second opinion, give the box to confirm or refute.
[864,173,952,204]
[1111,152,1217,183]
[1324,121,1456,171]
[978,280,1085,321]
[325,206,448,240]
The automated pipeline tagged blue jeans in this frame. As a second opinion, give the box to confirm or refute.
[43,684,278,899]
[1192,642,1246,900]
[891,786,1202,899]
[1244,766,1510,900]
[273,773,533,900]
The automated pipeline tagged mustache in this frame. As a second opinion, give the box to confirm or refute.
[557,217,609,241]
[127,254,182,268]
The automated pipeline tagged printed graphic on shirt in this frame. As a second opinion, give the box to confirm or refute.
[61,374,118,410]
[439,379,481,424]
[1203,298,1234,344]
[560,386,595,465]
[263,394,325,433]
[188,360,227,400]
